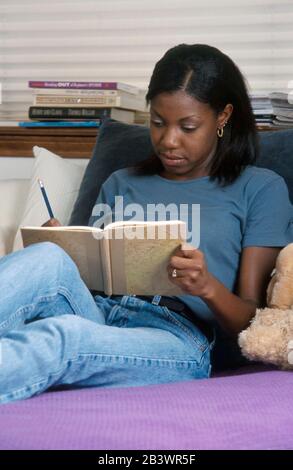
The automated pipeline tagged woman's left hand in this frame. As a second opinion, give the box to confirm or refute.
[168,244,214,298]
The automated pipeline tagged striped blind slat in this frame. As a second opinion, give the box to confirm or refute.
[1,0,293,120]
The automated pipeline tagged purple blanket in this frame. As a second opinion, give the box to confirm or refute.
[1,367,292,450]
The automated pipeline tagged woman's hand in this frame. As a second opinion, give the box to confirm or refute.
[168,243,214,298]
[168,244,281,336]
[41,218,62,227]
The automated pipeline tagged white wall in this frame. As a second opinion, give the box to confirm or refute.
[1,0,293,121]
[1,0,292,178]
[0,157,89,180]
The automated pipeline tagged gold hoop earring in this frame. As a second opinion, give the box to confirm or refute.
[217,120,228,138]
[217,127,224,138]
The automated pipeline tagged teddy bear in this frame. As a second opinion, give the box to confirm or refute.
[238,243,293,369]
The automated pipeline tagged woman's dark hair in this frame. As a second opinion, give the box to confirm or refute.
[136,43,258,184]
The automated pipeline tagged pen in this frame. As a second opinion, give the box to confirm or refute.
[38,179,54,219]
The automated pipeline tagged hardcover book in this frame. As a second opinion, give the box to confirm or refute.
[28,106,135,123]
[21,221,186,296]
[28,81,140,95]
[32,92,147,112]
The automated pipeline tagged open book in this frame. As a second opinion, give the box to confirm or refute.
[21,220,186,296]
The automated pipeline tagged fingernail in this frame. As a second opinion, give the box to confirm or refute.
[181,243,193,251]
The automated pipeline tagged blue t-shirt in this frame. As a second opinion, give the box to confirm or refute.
[89,166,293,323]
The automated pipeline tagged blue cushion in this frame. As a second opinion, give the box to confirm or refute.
[69,121,293,225]
[256,129,293,203]
[69,120,152,225]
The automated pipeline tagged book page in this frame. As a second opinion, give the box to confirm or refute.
[105,220,183,230]
[107,222,186,295]
[21,227,104,291]
[22,225,102,232]
[100,237,112,296]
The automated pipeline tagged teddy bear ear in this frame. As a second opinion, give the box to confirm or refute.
[266,243,293,309]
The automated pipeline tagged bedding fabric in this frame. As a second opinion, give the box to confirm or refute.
[1,366,292,450]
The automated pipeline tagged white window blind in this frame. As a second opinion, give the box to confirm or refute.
[1,0,293,120]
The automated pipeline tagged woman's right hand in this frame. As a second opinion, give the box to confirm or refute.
[41,218,62,227]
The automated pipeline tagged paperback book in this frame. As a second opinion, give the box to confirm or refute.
[21,221,186,296]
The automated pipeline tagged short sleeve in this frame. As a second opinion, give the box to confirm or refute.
[242,176,293,248]
[88,176,117,228]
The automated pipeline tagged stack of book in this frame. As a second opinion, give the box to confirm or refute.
[250,93,275,128]
[269,92,293,128]
[133,110,150,126]
[22,81,148,127]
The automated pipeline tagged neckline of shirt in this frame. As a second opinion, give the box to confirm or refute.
[154,174,211,184]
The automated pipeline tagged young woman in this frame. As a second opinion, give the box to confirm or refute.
[0,44,292,404]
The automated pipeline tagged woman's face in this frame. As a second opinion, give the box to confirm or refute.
[150,90,227,180]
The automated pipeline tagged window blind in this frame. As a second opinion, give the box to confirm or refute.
[1,0,293,120]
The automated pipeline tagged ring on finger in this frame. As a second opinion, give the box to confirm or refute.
[171,268,177,278]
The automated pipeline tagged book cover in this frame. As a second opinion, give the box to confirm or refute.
[21,221,186,296]
[28,81,140,95]
[28,106,135,123]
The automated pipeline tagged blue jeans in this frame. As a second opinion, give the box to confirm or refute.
[0,243,212,404]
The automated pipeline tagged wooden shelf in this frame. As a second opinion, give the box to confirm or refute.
[0,124,289,158]
[0,126,99,158]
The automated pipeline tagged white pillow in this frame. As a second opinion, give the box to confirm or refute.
[0,179,30,256]
[13,146,86,251]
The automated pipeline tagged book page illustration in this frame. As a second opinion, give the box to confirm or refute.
[108,223,186,295]
[124,237,184,295]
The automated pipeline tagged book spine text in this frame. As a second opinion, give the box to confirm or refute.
[29,106,114,119]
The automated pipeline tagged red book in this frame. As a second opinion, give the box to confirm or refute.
[28,81,139,95]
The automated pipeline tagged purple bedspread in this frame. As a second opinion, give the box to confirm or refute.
[0,367,292,450]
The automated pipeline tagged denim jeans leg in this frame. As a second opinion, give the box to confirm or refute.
[0,242,105,337]
[0,296,211,404]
